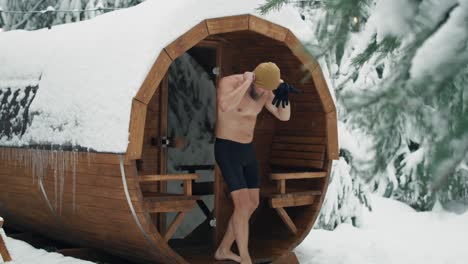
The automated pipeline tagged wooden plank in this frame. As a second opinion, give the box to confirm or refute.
[206,14,249,34]
[62,184,139,201]
[274,208,297,234]
[291,101,324,112]
[249,15,289,42]
[273,135,326,144]
[126,99,147,160]
[66,222,146,242]
[41,170,131,187]
[311,66,335,113]
[268,190,322,199]
[164,21,209,60]
[139,174,199,182]
[60,193,144,213]
[61,203,148,226]
[272,251,300,264]
[275,129,326,137]
[271,150,324,160]
[326,111,339,159]
[281,111,327,121]
[271,171,327,180]
[277,118,326,131]
[135,50,172,104]
[140,184,160,193]
[284,30,318,73]
[0,163,133,179]
[270,192,319,208]
[184,179,192,196]
[164,211,187,242]
[293,96,322,102]
[270,157,323,169]
[272,143,325,152]
[277,180,286,194]
[158,74,168,235]
[144,199,197,213]
[0,148,131,165]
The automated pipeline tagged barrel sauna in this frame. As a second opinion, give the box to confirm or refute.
[0,3,338,264]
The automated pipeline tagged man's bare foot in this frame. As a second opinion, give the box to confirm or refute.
[214,248,242,263]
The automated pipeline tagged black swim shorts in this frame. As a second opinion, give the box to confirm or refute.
[214,137,260,193]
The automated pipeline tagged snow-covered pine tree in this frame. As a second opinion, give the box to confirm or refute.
[259,0,468,213]
[0,0,145,31]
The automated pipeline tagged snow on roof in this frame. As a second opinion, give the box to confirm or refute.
[0,0,314,153]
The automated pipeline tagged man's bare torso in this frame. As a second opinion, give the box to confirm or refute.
[215,74,269,143]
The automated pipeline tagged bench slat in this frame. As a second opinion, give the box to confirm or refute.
[270,158,323,169]
[271,171,327,180]
[139,174,199,182]
[273,136,326,144]
[271,150,325,160]
[272,143,325,152]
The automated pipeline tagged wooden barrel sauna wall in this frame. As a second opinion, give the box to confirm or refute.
[0,14,338,264]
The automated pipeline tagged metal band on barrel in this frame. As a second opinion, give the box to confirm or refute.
[118,155,159,249]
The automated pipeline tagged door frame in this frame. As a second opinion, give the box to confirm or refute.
[158,39,223,239]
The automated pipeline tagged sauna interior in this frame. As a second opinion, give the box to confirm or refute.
[139,30,332,261]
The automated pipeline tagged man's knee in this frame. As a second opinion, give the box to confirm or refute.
[247,189,260,214]
[251,198,259,210]
[231,189,254,213]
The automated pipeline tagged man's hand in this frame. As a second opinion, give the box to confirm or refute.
[272,82,301,108]
[243,72,255,83]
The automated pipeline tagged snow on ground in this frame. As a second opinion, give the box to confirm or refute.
[0,229,92,264]
[295,194,468,264]
[2,194,468,263]
[3,195,468,264]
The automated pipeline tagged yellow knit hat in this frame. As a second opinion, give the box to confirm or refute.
[253,62,281,90]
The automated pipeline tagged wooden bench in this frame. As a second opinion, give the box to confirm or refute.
[140,174,200,242]
[0,217,12,262]
[261,135,327,234]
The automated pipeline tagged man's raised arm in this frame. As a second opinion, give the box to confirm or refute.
[217,72,254,112]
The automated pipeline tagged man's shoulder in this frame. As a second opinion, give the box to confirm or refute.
[220,74,243,83]
[218,74,243,89]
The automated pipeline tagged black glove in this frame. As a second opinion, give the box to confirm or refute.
[272,82,301,108]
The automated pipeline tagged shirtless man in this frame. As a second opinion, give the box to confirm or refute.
[213,62,299,264]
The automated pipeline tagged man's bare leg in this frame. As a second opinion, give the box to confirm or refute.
[214,188,253,264]
[214,214,241,262]
[215,188,260,263]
